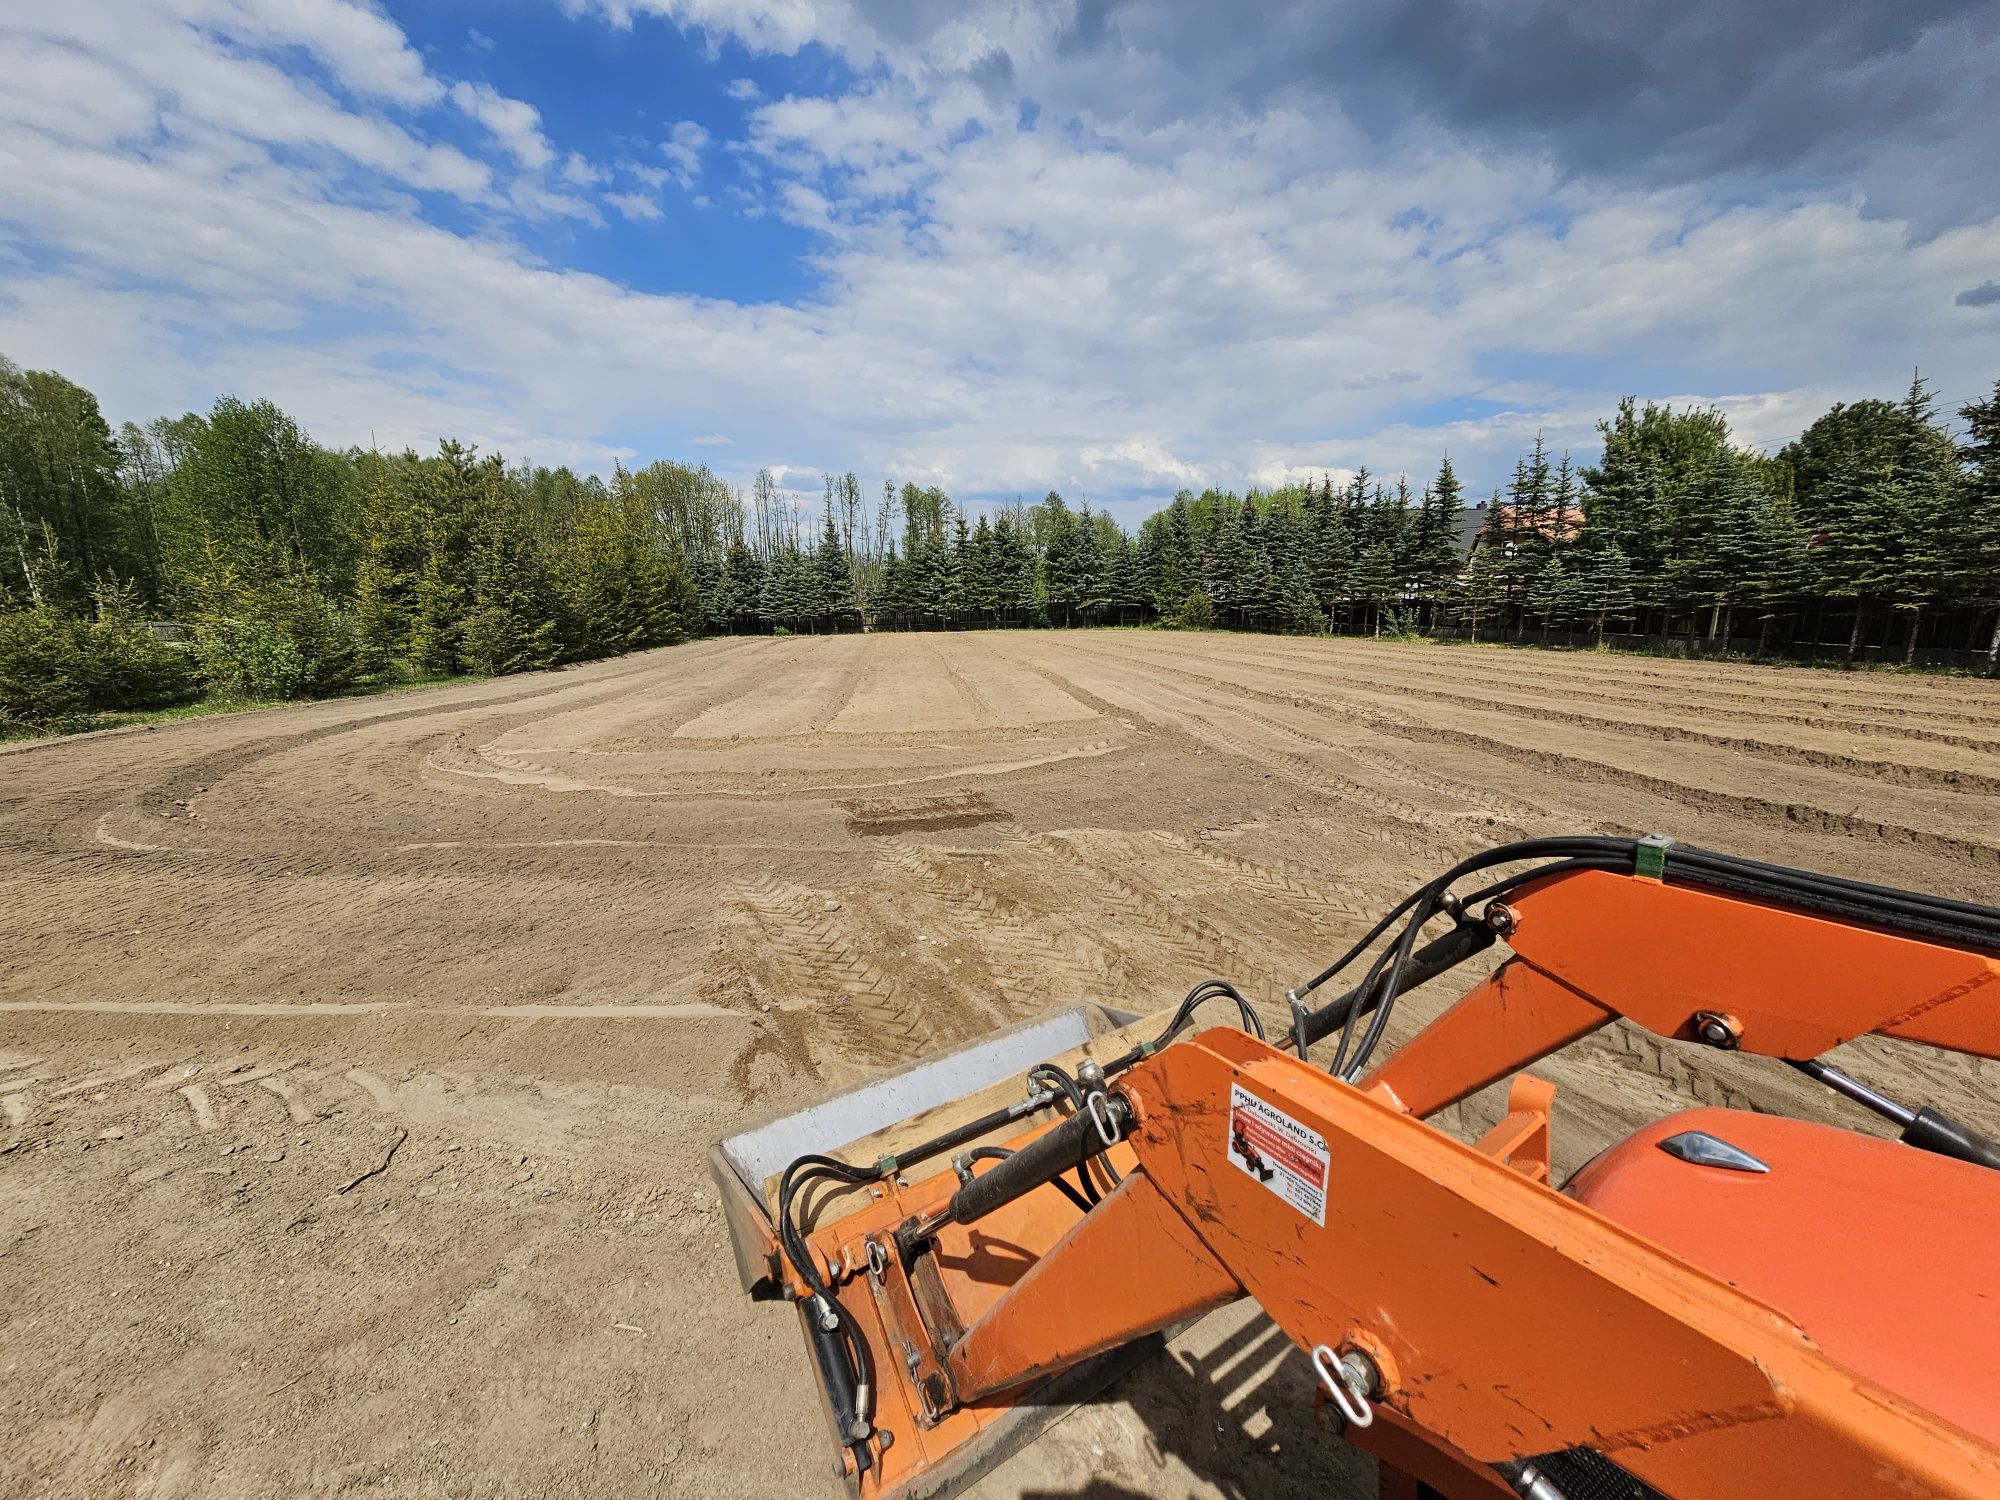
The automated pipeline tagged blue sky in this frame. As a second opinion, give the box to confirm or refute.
[1,1,1996,522]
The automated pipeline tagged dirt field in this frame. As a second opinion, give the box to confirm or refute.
[3,630,1997,1500]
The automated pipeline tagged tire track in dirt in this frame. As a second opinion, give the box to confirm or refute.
[1271,634,2000,712]
[1307,667,2000,795]
[133,649,712,821]
[1165,637,2000,753]
[1374,717,2000,870]
[1589,1024,1769,1115]
[1034,644,1529,861]
[1027,832,1289,998]
[923,636,1004,724]
[1063,637,1999,871]
[1001,645,1442,852]
[1072,636,2000,797]
[1143,833,1376,929]
[1309,655,2000,750]
[874,840,1119,1013]
[722,876,941,1067]
[0,1054,394,1155]
[1157,636,2000,758]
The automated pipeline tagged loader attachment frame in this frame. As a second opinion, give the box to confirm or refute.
[718,838,2000,1500]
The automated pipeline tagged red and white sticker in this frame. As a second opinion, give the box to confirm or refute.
[1225,1083,1329,1225]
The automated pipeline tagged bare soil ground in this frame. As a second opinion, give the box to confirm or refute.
[2,630,1996,1500]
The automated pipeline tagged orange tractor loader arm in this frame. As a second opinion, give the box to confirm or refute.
[714,837,2000,1500]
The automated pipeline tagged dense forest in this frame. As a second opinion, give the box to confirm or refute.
[3,354,1998,733]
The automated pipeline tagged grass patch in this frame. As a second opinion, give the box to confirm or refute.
[2,671,488,745]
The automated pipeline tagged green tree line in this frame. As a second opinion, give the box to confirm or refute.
[6,355,1999,732]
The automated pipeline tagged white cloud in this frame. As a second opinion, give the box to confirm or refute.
[661,119,710,183]
[3,2,489,197]
[205,0,445,108]
[605,190,664,220]
[1,0,1996,526]
[725,78,761,102]
[450,81,556,173]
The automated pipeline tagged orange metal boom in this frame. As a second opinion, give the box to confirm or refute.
[770,859,2000,1500]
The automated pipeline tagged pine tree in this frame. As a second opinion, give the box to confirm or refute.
[1452,539,1506,643]
[1685,456,1775,643]
[351,462,423,677]
[1040,493,1085,625]
[992,514,1037,618]
[814,511,854,623]
[964,515,999,621]
[1578,541,1637,645]
[1307,475,1353,624]
[720,537,764,631]
[1885,374,1962,662]
[1408,458,1465,617]
[1351,542,1397,636]
[1204,499,1251,623]
[462,476,557,676]
[1955,381,2000,671]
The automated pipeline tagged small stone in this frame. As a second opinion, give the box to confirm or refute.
[220,1145,238,1157]
[823,899,841,912]
[258,1150,285,1164]
[99,1128,125,1141]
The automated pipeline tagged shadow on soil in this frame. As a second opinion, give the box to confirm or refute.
[1013,1310,1376,1499]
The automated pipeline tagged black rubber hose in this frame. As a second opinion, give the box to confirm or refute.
[1668,850,2000,952]
[1299,920,1495,1052]
[1293,837,1633,1000]
[1328,943,1398,1078]
[1028,1063,1103,1202]
[1342,881,1445,1079]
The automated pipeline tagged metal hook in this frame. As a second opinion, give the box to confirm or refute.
[1086,1090,1120,1148]
[1311,1344,1374,1429]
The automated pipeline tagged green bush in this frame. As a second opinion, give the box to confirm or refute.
[0,605,199,733]
[1379,605,1425,641]
[0,609,89,730]
[196,618,308,699]
[194,585,358,700]
[1172,589,1215,630]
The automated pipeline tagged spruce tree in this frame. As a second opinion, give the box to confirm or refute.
[1452,539,1506,643]
[814,511,854,622]
[1955,381,2000,670]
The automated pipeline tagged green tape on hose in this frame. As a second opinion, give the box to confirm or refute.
[1635,833,1675,881]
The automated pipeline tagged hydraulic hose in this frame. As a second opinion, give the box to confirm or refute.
[1298,919,1495,1052]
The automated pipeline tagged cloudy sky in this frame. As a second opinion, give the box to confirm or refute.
[2,1,1996,518]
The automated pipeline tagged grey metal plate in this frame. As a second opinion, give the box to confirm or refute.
[718,1004,1132,1195]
